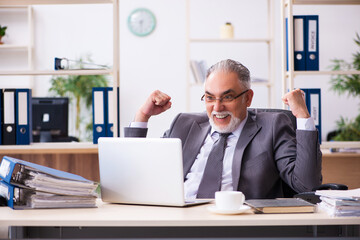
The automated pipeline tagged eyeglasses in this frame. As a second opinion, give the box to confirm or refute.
[201,89,249,103]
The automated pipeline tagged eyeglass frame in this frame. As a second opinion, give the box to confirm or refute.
[201,89,250,103]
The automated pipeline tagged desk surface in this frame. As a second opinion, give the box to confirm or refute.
[1,200,359,228]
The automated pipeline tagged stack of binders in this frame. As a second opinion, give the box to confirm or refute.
[316,188,360,217]
[0,88,32,145]
[286,15,319,71]
[92,87,119,144]
[0,156,99,209]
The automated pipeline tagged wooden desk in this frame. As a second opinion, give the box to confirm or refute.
[0,200,359,238]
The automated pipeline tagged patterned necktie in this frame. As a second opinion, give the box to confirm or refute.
[196,132,231,198]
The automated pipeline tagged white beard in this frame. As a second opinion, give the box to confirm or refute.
[209,111,241,133]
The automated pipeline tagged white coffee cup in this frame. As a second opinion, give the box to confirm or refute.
[215,191,245,211]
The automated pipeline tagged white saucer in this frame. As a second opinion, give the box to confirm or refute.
[207,205,251,215]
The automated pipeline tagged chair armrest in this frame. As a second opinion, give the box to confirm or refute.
[312,183,348,191]
[294,183,348,204]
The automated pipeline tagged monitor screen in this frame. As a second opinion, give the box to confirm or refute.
[32,97,69,142]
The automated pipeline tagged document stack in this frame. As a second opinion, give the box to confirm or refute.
[0,156,99,209]
[316,188,360,217]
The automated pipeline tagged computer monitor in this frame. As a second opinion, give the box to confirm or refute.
[32,97,69,142]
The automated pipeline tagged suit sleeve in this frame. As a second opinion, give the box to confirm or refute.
[124,113,182,138]
[124,127,148,137]
[274,113,322,193]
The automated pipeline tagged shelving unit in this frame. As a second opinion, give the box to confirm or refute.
[0,0,120,142]
[185,0,275,111]
[280,0,360,99]
[0,5,34,88]
[280,0,360,148]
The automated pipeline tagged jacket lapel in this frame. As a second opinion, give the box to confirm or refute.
[232,113,262,190]
[183,121,210,179]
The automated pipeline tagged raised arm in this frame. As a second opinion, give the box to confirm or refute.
[282,88,310,119]
[135,90,172,122]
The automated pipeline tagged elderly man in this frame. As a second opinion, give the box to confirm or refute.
[125,59,322,199]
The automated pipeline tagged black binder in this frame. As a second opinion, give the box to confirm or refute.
[2,89,16,145]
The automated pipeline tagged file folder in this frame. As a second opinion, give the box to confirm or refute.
[301,88,322,144]
[92,87,107,144]
[305,15,319,71]
[15,89,32,145]
[0,90,2,145]
[293,16,306,71]
[0,180,97,209]
[106,88,114,137]
[0,180,34,209]
[0,156,98,195]
[2,89,16,145]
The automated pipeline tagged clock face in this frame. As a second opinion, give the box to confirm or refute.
[128,8,156,37]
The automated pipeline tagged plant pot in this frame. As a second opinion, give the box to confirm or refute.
[0,35,3,44]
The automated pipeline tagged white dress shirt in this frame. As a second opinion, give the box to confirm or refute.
[130,115,316,200]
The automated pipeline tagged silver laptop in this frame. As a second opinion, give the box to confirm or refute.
[98,137,210,207]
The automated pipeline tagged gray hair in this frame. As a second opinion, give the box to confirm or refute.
[206,59,251,89]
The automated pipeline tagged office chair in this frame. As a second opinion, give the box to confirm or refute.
[249,108,348,204]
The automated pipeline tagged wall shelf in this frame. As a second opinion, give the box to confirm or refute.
[286,70,360,77]
[0,69,113,76]
[0,0,113,5]
[0,142,98,154]
[189,38,272,43]
[0,45,28,50]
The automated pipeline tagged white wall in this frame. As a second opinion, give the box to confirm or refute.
[1,1,359,141]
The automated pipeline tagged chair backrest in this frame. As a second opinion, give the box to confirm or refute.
[248,108,298,198]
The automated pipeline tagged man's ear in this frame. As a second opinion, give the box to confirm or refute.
[245,89,254,107]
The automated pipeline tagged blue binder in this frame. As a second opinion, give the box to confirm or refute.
[15,89,32,145]
[0,90,2,145]
[301,88,322,144]
[0,180,36,209]
[293,16,306,71]
[105,87,120,138]
[0,180,17,209]
[105,87,114,138]
[2,89,16,145]
[0,156,92,185]
[305,15,319,71]
[92,87,107,144]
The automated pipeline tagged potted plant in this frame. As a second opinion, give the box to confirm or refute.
[328,33,360,141]
[49,55,109,141]
[0,25,7,44]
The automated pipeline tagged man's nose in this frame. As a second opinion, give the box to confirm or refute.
[213,99,224,112]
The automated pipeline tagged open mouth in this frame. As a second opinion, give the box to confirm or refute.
[214,113,230,119]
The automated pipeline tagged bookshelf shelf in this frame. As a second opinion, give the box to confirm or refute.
[285,70,360,77]
[0,0,113,5]
[189,38,271,43]
[0,142,98,154]
[0,69,113,76]
[0,45,28,50]
[292,0,360,5]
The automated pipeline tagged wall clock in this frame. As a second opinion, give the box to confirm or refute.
[127,8,156,37]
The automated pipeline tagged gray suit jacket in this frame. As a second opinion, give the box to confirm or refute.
[124,109,322,199]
